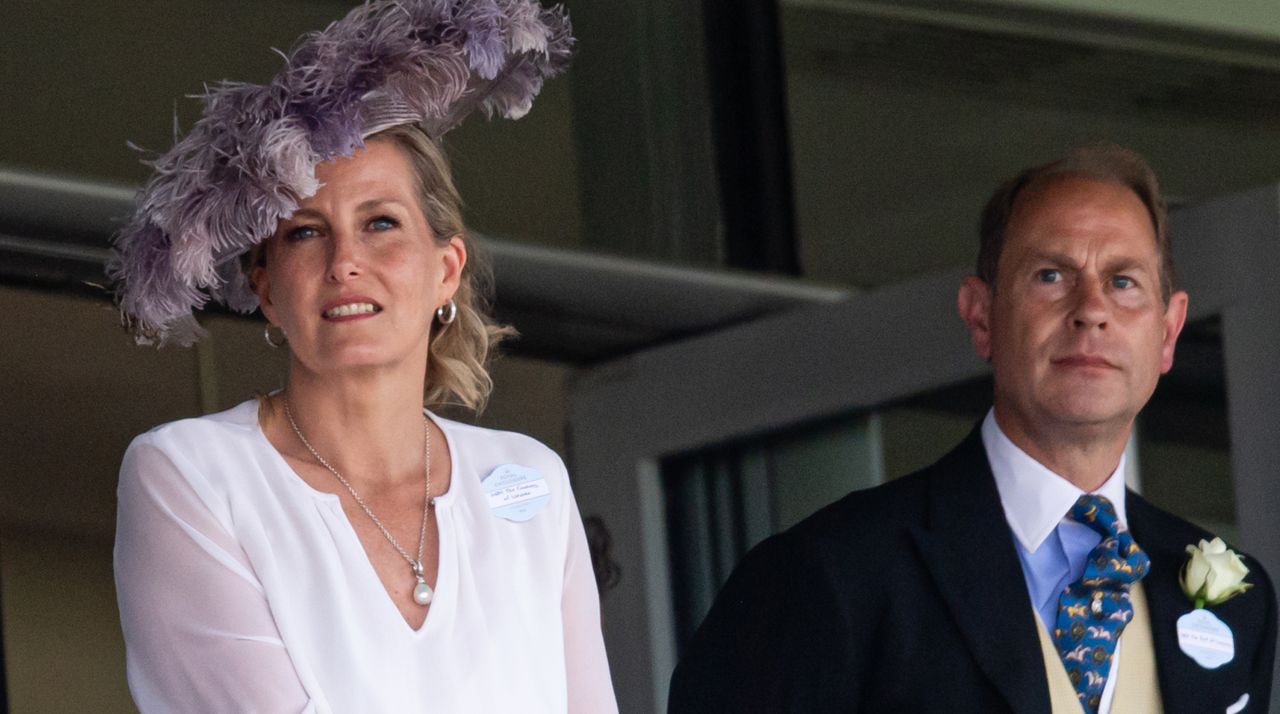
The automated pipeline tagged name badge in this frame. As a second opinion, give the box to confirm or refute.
[1176,608,1235,669]
[482,464,550,522]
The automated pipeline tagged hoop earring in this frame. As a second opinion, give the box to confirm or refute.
[435,299,457,326]
[264,324,288,348]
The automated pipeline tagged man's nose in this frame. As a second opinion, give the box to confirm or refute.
[1070,276,1110,329]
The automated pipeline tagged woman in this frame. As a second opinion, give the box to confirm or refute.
[109,2,616,711]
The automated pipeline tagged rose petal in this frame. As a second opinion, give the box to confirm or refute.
[1183,546,1211,596]
[1227,552,1250,579]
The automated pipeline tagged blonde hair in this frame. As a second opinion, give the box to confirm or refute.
[247,124,513,412]
[369,124,513,413]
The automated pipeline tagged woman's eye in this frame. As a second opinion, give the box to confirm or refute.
[1036,269,1061,283]
[368,216,399,231]
[286,225,320,241]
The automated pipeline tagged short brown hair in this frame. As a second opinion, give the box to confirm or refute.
[977,145,1174,303]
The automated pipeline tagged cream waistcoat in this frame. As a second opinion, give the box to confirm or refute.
[1035,582,1163,713]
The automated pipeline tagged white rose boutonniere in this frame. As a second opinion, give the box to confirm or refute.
[1181,537,1253,609]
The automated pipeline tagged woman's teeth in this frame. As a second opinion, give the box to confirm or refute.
[324,303,379,318]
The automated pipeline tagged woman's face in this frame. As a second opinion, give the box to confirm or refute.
[252,138,464,375]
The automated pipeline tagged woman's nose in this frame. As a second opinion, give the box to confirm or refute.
[327,232,362,283]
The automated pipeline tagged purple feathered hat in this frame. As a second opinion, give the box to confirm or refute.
[108,0,573,346]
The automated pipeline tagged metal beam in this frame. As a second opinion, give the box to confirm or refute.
[0,167,848,363]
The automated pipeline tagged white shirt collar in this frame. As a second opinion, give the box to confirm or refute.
[982,409,1129,554]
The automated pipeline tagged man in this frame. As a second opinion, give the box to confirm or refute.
[668,146,1276,713]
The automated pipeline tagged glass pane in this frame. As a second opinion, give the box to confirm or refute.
[662,413,881,652]
[1137,316,1236,540]
[777,2,1280,288]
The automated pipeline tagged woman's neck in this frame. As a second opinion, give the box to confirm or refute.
[272,359,430,488]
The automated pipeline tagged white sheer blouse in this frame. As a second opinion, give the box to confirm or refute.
[114,400,617,713]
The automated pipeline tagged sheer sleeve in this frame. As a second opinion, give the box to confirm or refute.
[558,467,619,714]
[114,439,315,714]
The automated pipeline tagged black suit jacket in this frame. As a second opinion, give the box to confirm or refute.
[668,428,1277,713]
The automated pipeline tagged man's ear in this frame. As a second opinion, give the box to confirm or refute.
[1160,290,1189,374]
[958,276,994,360]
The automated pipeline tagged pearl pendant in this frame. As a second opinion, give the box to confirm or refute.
[413,579,433,606]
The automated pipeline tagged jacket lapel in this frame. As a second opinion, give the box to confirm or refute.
[1126,494,1218,714]
[910,429,1049,714]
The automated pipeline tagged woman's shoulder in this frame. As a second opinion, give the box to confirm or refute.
[431,415,566,473]
[127,399,262,459]
[118,400,271,521]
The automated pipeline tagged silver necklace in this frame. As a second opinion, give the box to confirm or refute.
[282,396,436,606]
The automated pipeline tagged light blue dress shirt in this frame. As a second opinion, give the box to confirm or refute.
[1015,516,1106,630]
[981,410,1132,714]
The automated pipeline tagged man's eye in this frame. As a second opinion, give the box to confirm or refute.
[1112,275,1135,289]
[286,225,320,241]
[1036,269,1061,283]
[368,216,399,231]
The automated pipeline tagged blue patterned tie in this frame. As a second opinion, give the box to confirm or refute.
[1052,495,1149,714]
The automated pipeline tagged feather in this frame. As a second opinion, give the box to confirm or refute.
[110,0,572,346]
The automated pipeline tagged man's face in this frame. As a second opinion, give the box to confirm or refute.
[959,175,1188,446]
